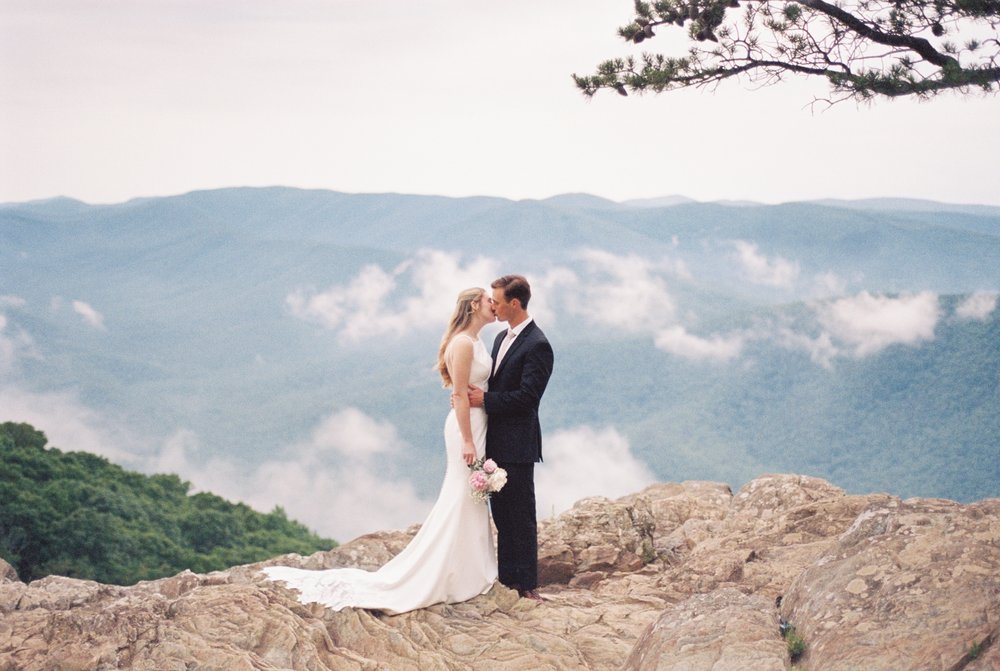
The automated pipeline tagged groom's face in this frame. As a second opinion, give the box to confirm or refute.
[491,287,512,322]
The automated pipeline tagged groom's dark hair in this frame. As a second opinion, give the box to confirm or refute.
[492,274,531,309]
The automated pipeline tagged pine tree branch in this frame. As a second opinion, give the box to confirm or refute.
[576,0,1000,101]
[798,0,960,67]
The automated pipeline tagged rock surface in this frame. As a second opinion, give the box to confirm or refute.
[1,474,998,670]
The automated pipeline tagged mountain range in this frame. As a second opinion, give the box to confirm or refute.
[1,187,997,540]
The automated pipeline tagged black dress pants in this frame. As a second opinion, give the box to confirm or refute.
[490,462,537,591]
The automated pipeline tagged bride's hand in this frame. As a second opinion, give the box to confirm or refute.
[462,440,476,465]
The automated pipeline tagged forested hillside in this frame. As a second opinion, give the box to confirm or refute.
[0,422,334,585]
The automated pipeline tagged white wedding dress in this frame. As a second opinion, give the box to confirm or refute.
[262,335,497,614]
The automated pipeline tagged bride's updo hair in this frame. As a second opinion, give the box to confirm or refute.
[437,287,485,387]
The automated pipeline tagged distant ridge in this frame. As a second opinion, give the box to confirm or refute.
[622,195,697,208]
[4,189,1000,216]
[802,197,1000,217]
[536,193,622,209]
[0,196,94,220]
[705,199,763,208]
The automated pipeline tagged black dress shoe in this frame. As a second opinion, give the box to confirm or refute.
[518,589,545,602]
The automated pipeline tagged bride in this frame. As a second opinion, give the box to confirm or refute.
[262,287,498,614]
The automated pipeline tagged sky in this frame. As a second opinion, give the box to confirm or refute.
[2,0,999,207]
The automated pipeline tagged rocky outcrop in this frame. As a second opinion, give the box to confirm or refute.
[781,496,1000,670]
[623,588,787,671]
[0,558,18,584]
[1,474,998,670]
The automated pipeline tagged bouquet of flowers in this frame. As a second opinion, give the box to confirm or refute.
[468,457,507,502]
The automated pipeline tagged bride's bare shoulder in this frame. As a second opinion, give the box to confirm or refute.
[446,333,476,353]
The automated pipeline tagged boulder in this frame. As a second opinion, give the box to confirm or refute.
[781,496,1000,671]
[0,558,18,584]
[623,588,787,671]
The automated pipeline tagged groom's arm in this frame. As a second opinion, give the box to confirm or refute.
[481,340,554,416]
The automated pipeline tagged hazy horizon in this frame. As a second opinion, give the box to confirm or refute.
[5,186,1000,211]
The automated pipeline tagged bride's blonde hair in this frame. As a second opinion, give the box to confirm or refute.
[437,287,485,387]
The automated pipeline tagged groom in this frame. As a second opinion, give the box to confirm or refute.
[469,274,554,601]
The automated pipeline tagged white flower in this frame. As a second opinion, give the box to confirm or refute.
[488,468,507,492]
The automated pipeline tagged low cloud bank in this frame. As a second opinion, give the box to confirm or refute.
[535,426,657,519]
[955,291,998,321]
[185,407,431,541]
[287,250,499,341]
[817,291,940,357]
[732,240,800,288]
[654,326,744,362]
[71,300,105,330]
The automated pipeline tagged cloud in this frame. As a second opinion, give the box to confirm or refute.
[246,458,428,542]
[775,327,839,369]
[0,310,132,459]
[286,263,395,334]
[71,300,106,330]
[1,309,125,459]
[287,249,499,340]
[812,271,849,298]
[660,256,693,282]
[528,266,579,327]
[955,291,998,321]
[654,325,744,362]
[0,316,35,372]
[0,315,8,366]
[0,298,36,372]
[535,426,657,518]
[569,249,677,332]
[0,295,26,308]
[305,406,405,459]
[0,386,139,463]
[817,291,941,356]
[150,429,200,475]
[182,407,432,541]
[285,247,685,342]
[732,240,800,288]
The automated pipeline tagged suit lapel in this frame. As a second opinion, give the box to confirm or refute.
[492,321,535,380]
[489,330,505,382]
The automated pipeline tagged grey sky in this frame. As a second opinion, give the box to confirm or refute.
[2,0,998,205]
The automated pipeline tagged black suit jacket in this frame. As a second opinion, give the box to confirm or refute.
[484,320,554,464]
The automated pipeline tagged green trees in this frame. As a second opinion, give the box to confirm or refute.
[0,422,334,585]
[574,0,1000,101]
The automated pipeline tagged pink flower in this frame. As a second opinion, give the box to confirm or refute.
[482,458,498,474]
[469,471,490,492]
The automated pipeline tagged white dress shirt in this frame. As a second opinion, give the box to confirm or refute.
[493,317,532,374]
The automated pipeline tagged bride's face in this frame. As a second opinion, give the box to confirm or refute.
[474,291,495,324]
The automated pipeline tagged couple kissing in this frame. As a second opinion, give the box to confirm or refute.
[263,274,554,614]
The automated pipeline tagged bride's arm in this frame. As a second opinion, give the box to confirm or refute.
[448,338,478,465]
